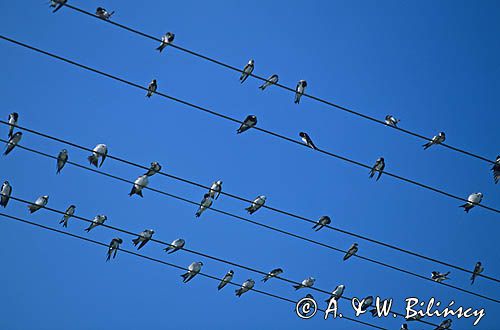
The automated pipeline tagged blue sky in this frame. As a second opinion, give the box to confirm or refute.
[1,1,499,329]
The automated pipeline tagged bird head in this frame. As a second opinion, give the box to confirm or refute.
[70,205,76,209]
[116,238,123,244]
[248,59,254,65]
[228,270,234,275]
[216,180,222,185]
[62,149,67,154]
[43,195,49,200]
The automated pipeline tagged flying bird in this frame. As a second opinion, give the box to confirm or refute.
[299,132,318,150]
[106,238,123,261]
[325,284,345,303]
[384,115,400,127]
[195,193,213,218]
[294,80,307,104]
[4,132,22,156]
[423,132,446,150]
[235,279,255,297]
[95,7,114,20]
[56,149,68,174]
[164,238,185,254]
[240,59,254,84]
[208,180,222,199]
[312,215,331,231]
[218,270,234,290]
[491,156,500,184]
[435,319,452,330]
[49,0,66,13]
[181,261,203,283]
[459,192,483,213]
[369,157,385,181]
[262,268,283,282]
[293,277,315,290]
[7,112,18,138]
[343,243,358,261]
[146,79,157,97]
[156,32,175,52]
[245,195,266,215]
[88,144,108,168]
[431,271,450,283]
[145,161,162,177]
[236,115,257,134]
[0,181,12,208]
[59,205,76,228]
[129,175,149,197]
[259,74,279,90]
[84,215,107,232]
[360,296,373,312]
[28,195,49,214]
[470,261,484,285]
[132,229,155,250]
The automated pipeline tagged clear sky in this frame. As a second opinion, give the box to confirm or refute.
[1,1,499,329]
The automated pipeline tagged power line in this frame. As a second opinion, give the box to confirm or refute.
[3,139,498,304]
[61,2,496,165]
[1,35,499,216]
[2,120,498,285]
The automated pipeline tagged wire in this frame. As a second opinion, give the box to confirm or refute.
[0,211,390,330]
[3,139,498,305]
[1,35,499,216]
[2,120,498,285]
[61,2,496,165]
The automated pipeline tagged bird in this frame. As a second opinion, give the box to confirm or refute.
[146,79,157,97]
[343,243,358,261]
[181,261,203,283]
[293,277,315,290]
[384,115,400,127]
[259,74,279,90]
[106,238,123,261]
[27,195,49,214]
[218,270,234,290]
[294,80,307,104]
[164,238,185,254]
[423,132,446,150]
[7,112,18,138]
[4,132,22,156]
[369,157,385,181]
[208,180,222,199]
[400,323,408,330]
[95,7,114,20]
[49,0,66,13]
[431,271,450,283]
[360,296,373,312]
[56,149,68,174]
[59,205,75,228]
[0,181,12,208]
[239,59,254,84]
[245,195,266,215]
[470,261,484,285]
[262,268,283,282]
[459,192,483,213]
[84,215,107,232]
[129,175,149,197]
[144,161,161,177]
[195,193,213,218]
[235,279,255,297]
[325,284,345,303]
[87,144,108,168]
[435,319,452,330]
[491,156,500,184]
[312,215,331,231]
[132,229,155,250]
[299,132,318,150]
[236,115,257,134]
[156,32,175,52]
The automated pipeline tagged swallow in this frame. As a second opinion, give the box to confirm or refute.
[106,238,123,261]
[129,175,149,197]
[84,215,107,232]
[49,0,66,13]
[259,74,279,90]
[146,79,157,97]
[28,195,49,214]
[88,144,107,168]
[7,112,18,138]
[0,181,12,208]
[181,261,203,283]
[4,132,22,156]
[59,204,75,228]
[294,80,307,104]
[240,59,254,84]
[360,296,373,312]
[235,279,255,297]
[208,180,222,199]
[369,157,385,181]
[293,277,315,290]
[236,115,257,134]
[164,238,185,254]
[262,268,283,282]
[435,319,452,330]
[145,161,161,177]
[325,284,345,303]
[56,149,68,174]
[312,215,331,231]
[95,7,114,20]
[343,243,358,261]
[491,156,500,184]
[156,32,175,52]
[431,271,450,283]
[132,229,155,250]
[470,261,484,285]
[384,115,400,127]
[218,270,234,290]
[459,192,483,213]
[245,195,266,215]
[195,193,213,218]
[423,132,446,150]
[299,132,318,150]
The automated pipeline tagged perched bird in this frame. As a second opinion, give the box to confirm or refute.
[262,268,283,282]
[95,7,114,20]
[299,132,318,150]
[0,181,12,208]
[491,156,500,184]
[236,115,257,134]
[294,80,307,104]
[406,314,424,322]
[235,279,255,297]
[88,144,108,168]
[59,204,76,228]
[146,79,157,97]
[423,132,446,150]
[369,157,385,181]
[145,161,161,177]
[312,215,331,231]
[28,195,49,214]
[384,115,400,127]
[84,215,107,232]
[360,296,373,312]
[164,238,185,254]
[181,261,203,283]
[106,238,123,261]
[240,59,254,84]
[470,261,484,285]
[245,195,266,215]
[400,323,408,330]
[435,319,452,330]
[459,192,483,213]
[325,284,345,303]
[343,243,358,261]
[7,112,18,138]
[195,193,213,218]
[156,32,175,52]
[293,277,315,290]
[218,270,234,290]
[208,180,222,200]
[4,132,22,156]
[132,229,155,250]
[259,74,279,90]
[129,175,149,197]
[431,271,450,283]
[49,0,66,13]
[56,149,68,174]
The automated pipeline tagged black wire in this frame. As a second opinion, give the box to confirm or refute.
[62,3,496,165]
[1,35,499,216]
[2,120,498,285]
[0,211,390,330]
[3,139,498,305]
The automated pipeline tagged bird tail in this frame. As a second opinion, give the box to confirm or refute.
[314,225,322,232]
[245,207,254,214]
[88,155,98,167]
[181,273,191,283]
[132,238,140,246]
[235,288,243,297]
[136,190,143,198]
[470,274,476,285]
[294,94,300,104]
[262,277,269,283]
[106,252,111,261]
[217,283,224,290]
[156,44,166,52]
[84,226,91,232]
[376,171,383,181]
[195,210,201,218]
[369,169,375,178]
[27,205,36,213]
[293,284,302,290]
[459,204,472,213]
[163,246,171,253]
[129,187,136,196]
[240,74,249,84]
[422,142,431,150]
[259,83,266,90]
